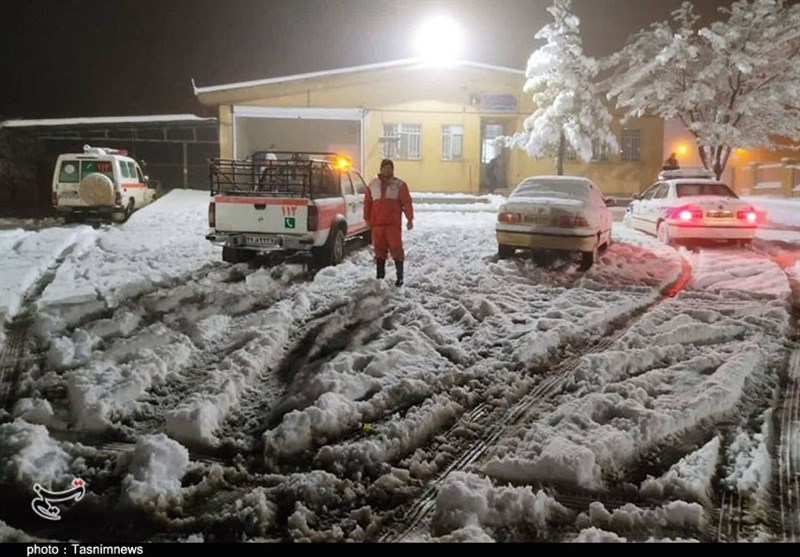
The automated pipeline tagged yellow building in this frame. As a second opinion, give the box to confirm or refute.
[193,59,663,197]
[664,119,799,197]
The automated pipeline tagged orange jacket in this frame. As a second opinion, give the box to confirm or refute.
[364,175,414,226]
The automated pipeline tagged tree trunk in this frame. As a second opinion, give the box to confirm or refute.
[698,144,732,181]
[555,131,565,176]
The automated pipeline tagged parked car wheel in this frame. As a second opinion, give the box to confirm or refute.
[498,244,514,259]
[579,247,596,271]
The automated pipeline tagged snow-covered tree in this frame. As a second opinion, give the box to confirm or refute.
[606,0,800,179]
[501,0,618,176]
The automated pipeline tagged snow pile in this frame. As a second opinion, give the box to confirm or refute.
[166,294,308,447]
[0,419,71,486]
[412,192,504,213]
[484,342,764,489]
[118,433,189,510]
[65,323,193,431]
[575,500,704,537]
[0,226,93,348]
[571,527,627,542]
[12,397,64,429]
[430,472,572,541]
[0,519,43,542]
[640,436,720,503]
[723,410,772,499]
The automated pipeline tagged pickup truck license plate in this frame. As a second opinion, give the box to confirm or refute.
[245,235,279,247]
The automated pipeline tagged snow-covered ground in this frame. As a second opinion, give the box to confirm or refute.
[0,189,798,542]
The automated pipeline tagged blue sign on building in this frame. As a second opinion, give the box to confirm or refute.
[480,94,518,112]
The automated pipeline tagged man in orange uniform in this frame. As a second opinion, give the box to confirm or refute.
[364,159,414,286]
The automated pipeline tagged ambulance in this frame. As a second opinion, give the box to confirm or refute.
[52,145,158,222]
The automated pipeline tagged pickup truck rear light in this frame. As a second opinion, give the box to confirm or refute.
[308,205,318,231]
[737,210,757,223]
[114,192,122,206]
[208,202,215,228]
[52,192,57,206]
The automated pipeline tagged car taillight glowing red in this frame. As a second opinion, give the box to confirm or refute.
[737,210,757,223]
[671,206,703,220]
[498,212,521,223]
[208,202,215,228]
[308,205,318,231]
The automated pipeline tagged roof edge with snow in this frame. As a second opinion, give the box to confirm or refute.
[192,58,525,96]
[0,114,217,129]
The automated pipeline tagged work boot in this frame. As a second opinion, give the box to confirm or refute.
[395,260,404,287]
[376,259,386,279]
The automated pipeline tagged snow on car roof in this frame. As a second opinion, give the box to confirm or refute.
[658,168,715,180]
[512,176,592,199]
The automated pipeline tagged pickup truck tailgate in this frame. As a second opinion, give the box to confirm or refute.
[214,196,309,234]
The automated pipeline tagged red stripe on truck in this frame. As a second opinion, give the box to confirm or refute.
[316,205,343,229]
[215,197,309,206]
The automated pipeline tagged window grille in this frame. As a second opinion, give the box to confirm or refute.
[621,129,641,162]
[442,125,464,160]
[592,140,608,161]
[383,124,421,159]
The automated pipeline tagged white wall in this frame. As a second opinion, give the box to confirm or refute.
[235,118,360,169]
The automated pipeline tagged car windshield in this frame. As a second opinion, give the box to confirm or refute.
[510,180,589,200]
[676,183,737,198]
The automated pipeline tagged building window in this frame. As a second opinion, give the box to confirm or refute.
[592,140,609,161]
[566,140,608,162]
[383,124,421,160]
[621,129,641,162]
[441,125,464,160]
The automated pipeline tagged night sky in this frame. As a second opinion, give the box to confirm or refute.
[1,0,736,120]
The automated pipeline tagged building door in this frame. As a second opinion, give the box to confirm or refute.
[481,122,505,193]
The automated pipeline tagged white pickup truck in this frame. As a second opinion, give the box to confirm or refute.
[205,151,371,266]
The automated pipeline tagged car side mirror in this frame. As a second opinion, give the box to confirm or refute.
[632,193,641,200]
[604,197,615,207]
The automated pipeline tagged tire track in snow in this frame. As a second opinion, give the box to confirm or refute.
[380,260,694,541]
[0,243,77,410]
[775,340,800,542]
[14,261,306,464]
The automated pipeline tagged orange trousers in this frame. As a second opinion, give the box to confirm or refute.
[372,224,404,261]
